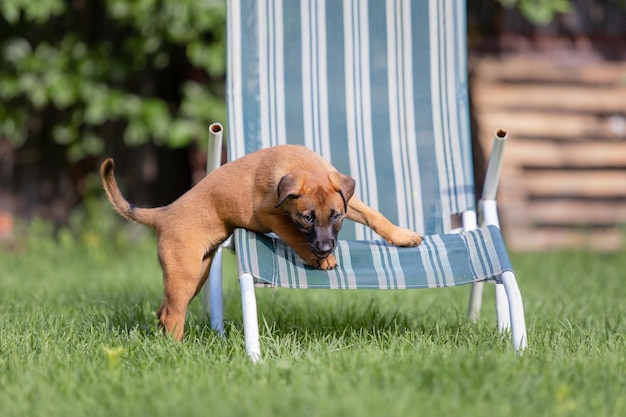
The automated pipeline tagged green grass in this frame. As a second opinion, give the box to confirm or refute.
[1,230,625,417]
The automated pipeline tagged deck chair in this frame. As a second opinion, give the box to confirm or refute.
[203,0,527,362]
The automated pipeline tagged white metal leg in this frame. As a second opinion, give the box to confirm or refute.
[501,271,528,352]
[480,199,501,228]
[463,210,484,322]
[480,198,512,332]
[240,273,261,363]
[201,247,225,336]
[203,122,226,335]
[468,281,484,323]
[495,283,511,332]
[210,247,225,336]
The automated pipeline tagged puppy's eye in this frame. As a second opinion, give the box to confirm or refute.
[331,212,342,223]
[302,213,314,225]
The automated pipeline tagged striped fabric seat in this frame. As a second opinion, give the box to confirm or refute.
[235,225,511,290]
[206,0,527,360]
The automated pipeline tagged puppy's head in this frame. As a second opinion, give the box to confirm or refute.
[275,171,355,259]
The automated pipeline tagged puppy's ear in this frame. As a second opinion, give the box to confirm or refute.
[328,172,355,211]
[275,173,304,208]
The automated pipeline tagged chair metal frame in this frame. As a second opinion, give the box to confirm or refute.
[203,124,527,363]
[201,0,527,362]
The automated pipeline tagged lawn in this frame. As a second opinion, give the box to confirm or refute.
[1,224,625,417]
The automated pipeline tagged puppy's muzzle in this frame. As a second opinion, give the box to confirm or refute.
[312,239,336,259]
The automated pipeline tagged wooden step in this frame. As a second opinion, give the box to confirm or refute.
[503,226,624,251]
[504,200,626,227]
[475,57,626,86]
[472,50,626,251]
[474,83,626,114]
[520,170,626,198]
[503,141,626,168]
[478,110,626,141]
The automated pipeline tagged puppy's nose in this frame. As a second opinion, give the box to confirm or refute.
[317,239,336,254]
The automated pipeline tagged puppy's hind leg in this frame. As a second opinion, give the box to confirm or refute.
[197,252,216,297]
[157,246,212,341]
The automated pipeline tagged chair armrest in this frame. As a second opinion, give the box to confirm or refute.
[482,129,508,201]
[207,122,224,174]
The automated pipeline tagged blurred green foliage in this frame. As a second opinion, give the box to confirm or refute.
[498,0,572,25]
[7,194,152,261]
[0,0,226,161]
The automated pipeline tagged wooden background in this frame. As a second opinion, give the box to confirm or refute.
[471,39,626,251]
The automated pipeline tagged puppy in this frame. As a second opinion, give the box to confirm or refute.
[101,145,421,340]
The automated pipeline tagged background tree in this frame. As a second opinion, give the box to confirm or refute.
[0,0,226,223]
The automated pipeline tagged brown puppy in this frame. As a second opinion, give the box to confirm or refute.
[101,144,421,340]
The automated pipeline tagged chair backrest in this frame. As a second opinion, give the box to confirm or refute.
[226,0,474,239]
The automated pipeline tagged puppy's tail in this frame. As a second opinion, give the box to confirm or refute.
[100,158,159,228]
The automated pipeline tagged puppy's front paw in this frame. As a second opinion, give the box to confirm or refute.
[387,227,422,247]
[305,254,337,270]
[317,254,337,270]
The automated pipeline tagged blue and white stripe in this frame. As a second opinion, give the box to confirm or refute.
[234,226,512,290]
[429,0,472,220]
[343,0,379,240]
[227,0,475,237]
[258,0,287,148]
[301,0,331,160]
[386,0,423,235]
[226,0,245,159]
